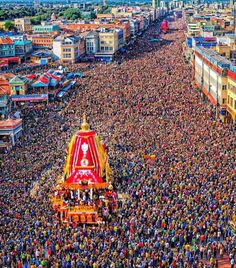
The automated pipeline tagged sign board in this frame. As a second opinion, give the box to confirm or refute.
[11,94,48,102]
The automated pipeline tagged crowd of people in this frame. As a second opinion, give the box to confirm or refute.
[0,18,235,268]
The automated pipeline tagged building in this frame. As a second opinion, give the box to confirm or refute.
[85,31,99,55]
[62,21,131,42]
[187,23,201,36]
[53,35,85,63]
[27,34,54,49]
[130,19,140,36]
[0,118,23,150]
[226,66,236,121]
[31,50,55,65]
[194,46,229,120]
[32,23,60,34]
[9,76,27,95]
[14,18,32,32]
[0,21,7,31]
[152,0,160,9]
[111,8,133,18]
[96,14,114,20]
[200,25,215,37]
[0,76,11,95]
[0,37,15,58]
[14,39,33,57]
[98,28,119,53]
[0,95,10,119]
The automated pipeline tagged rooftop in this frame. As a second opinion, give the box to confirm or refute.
[14,40,32,46]
[0,118,22,129]
[0,37,14,45]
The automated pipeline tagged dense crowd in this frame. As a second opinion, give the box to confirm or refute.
[0,19,235,268]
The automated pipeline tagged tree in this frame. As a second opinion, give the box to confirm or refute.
[90,11,97,19]
[63,8,81,20]
[0,10,7,20]
[4,20,14,31]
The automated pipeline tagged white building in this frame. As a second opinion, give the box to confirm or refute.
[195,46,229,107]
[85,31,99,55]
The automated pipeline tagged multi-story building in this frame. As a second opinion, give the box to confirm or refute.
[14,38,33,57]
[33,23,60,34]
[130,19,140,36]
[53,35,85,63]
[85,31,99,55]
[194,46,229,120]
[94,28,123,61]
[61,21,131,42]
[27,34,54,49]
[187,23,201,36]
[14,18,32,33]
[98,28,119,54]
[0,95,10,119]
[0,37,15,58]
[111,7,133,18]
[226,66,236,121]
[215,44,231,60]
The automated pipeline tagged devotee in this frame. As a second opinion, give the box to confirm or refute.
[0,18,235,268]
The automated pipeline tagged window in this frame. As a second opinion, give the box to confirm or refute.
[63,53,71,58]
[63,48,71,52]
[223,98,226,104]
[222,85,227,90]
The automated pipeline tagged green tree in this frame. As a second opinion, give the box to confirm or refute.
[63,8,81,20]
[0,10,7,20]
[90,11,97,19]
[4,20,14,31]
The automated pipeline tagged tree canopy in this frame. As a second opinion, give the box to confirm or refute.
[63,8,81,20]
[4,20,15,31]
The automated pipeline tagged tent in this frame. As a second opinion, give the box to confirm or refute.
[32,81,48,88]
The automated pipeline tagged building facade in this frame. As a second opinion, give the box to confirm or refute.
[33,23,60,34]
[226,68,236,121]
[27,34,54,49]
[9,76,27,95]
[14,39,33,57]
[194,47,229,119]
[0,95,10,119]
[194,46,236,122]
[14,18,32,32]
[0,37,15,58]
[98,28,119,54]
[53,35,85,63]
[86,31,99,54]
